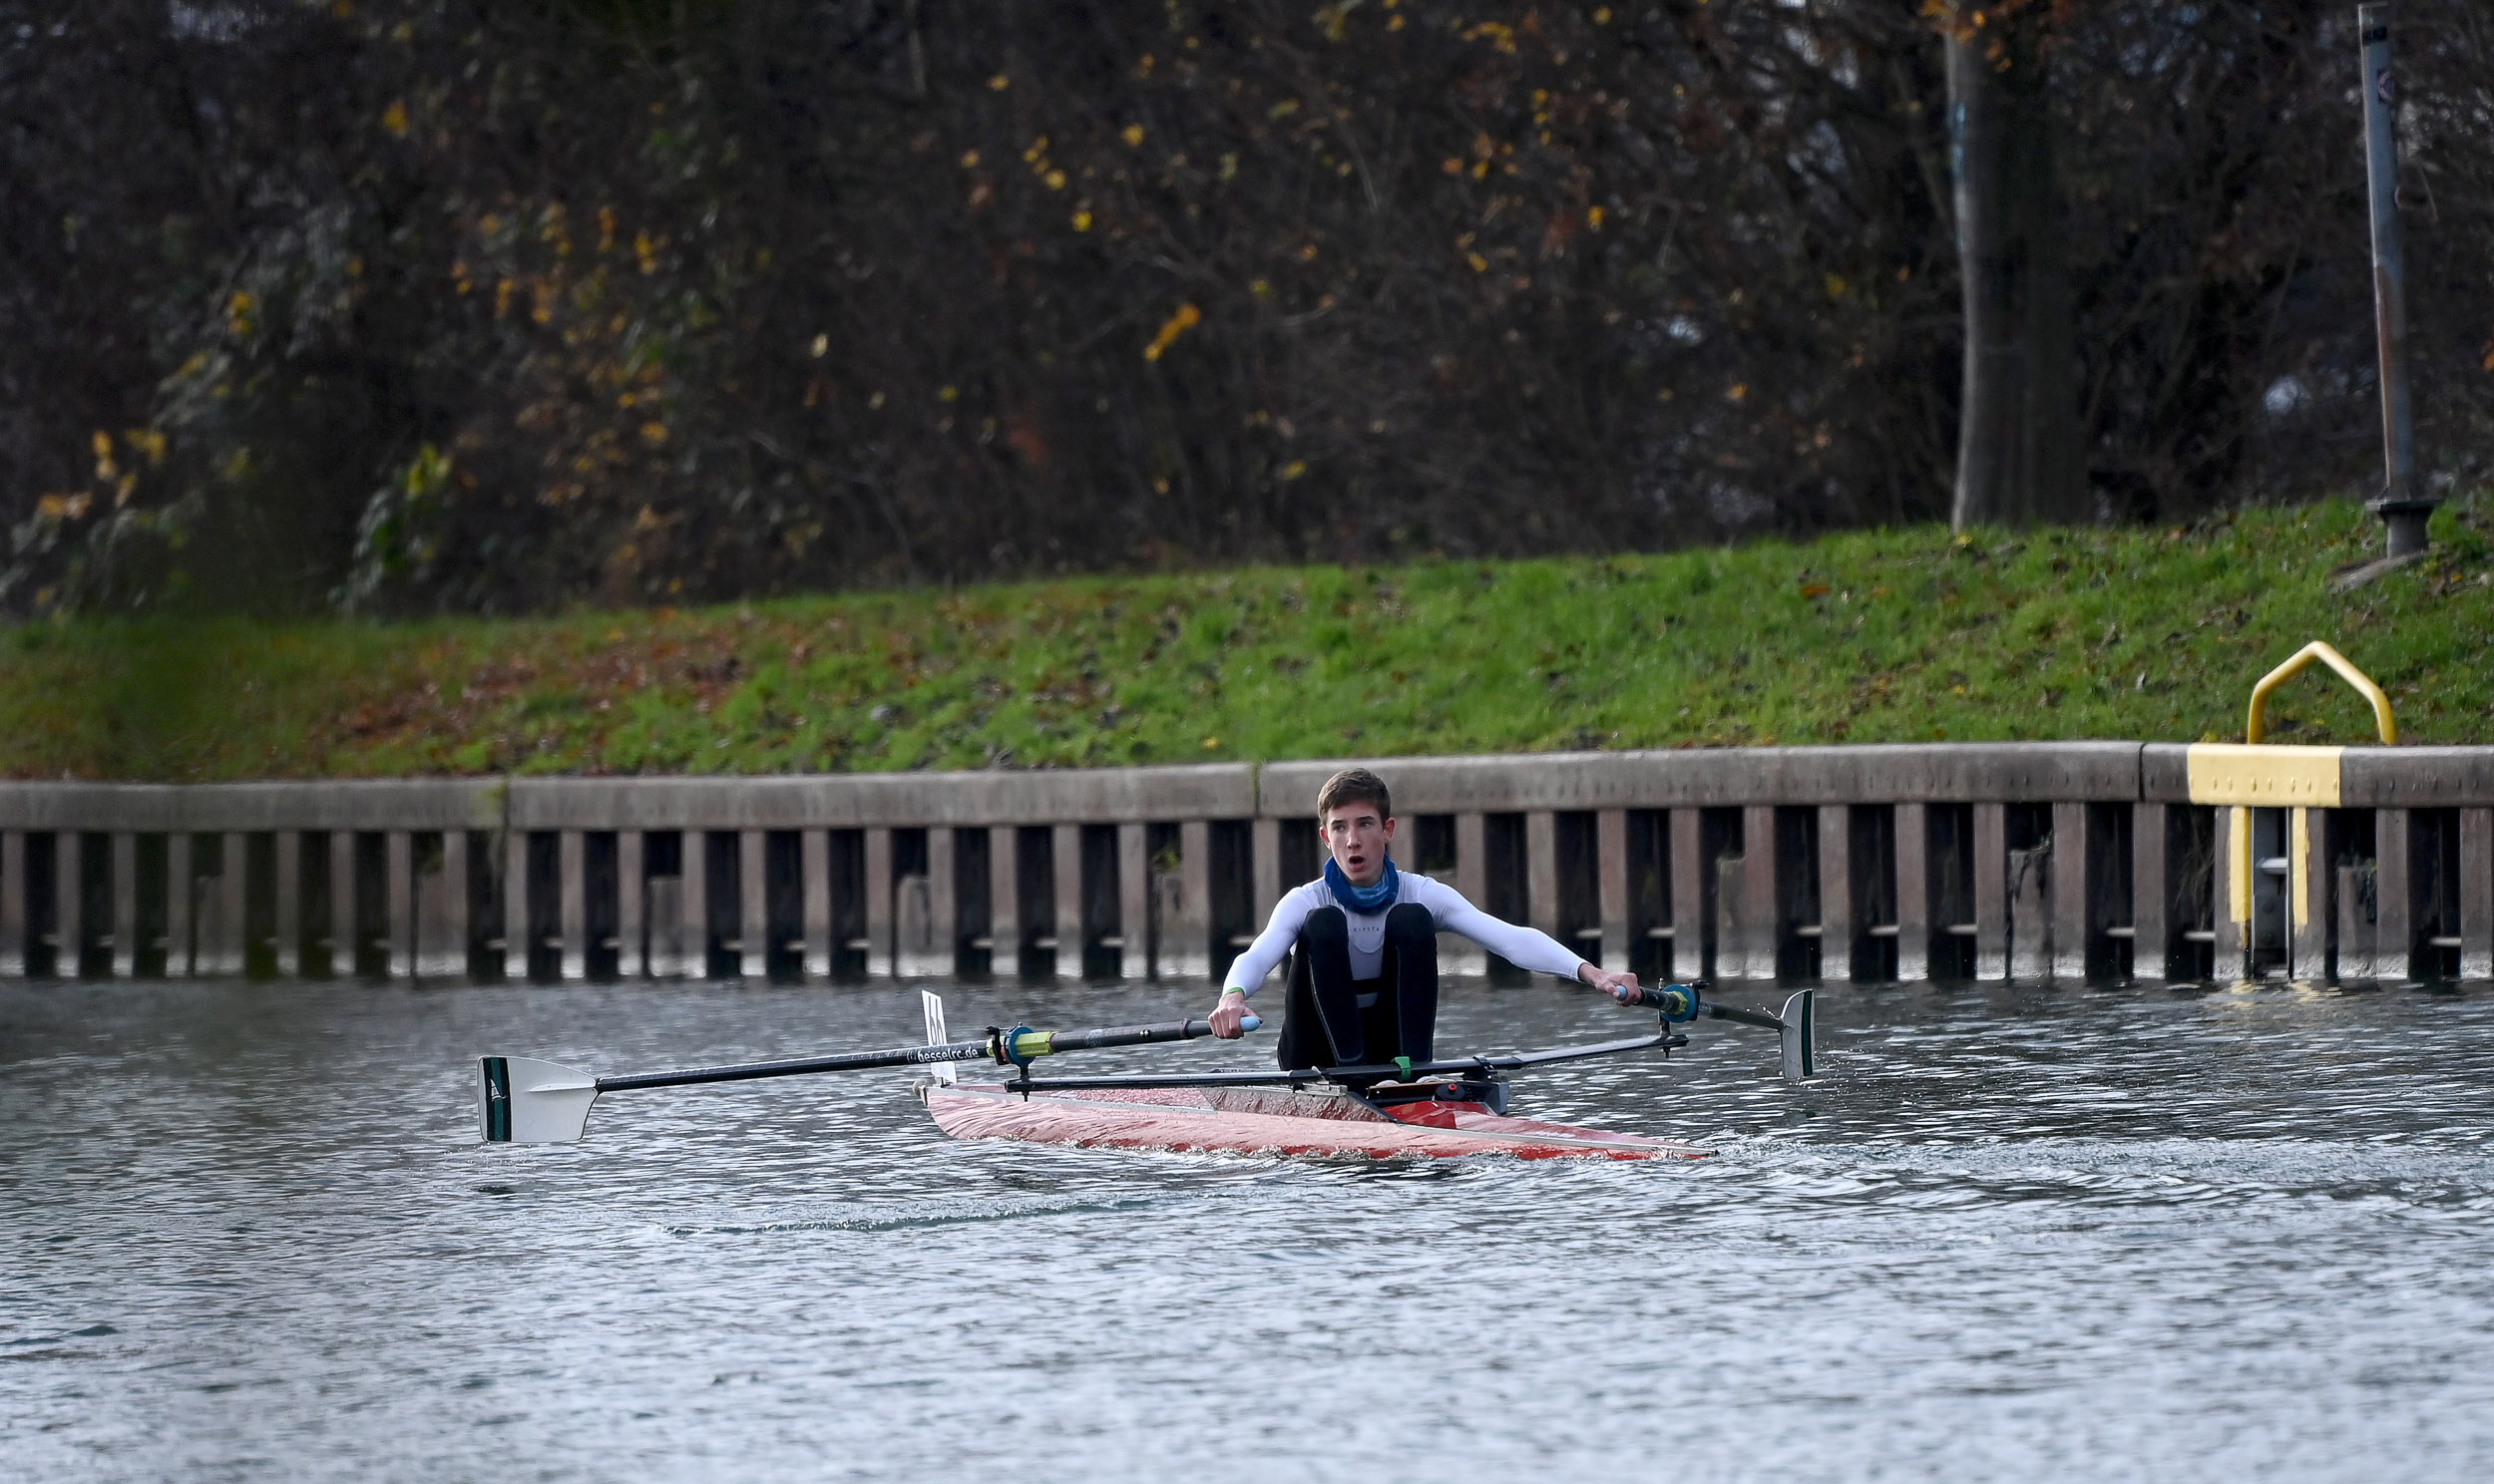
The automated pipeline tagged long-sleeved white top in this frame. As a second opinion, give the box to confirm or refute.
[1221,870,1588,995]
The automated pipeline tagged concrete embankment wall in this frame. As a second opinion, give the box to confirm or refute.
[3,742,2489,984]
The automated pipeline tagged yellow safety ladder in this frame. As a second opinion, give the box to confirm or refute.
[2184,642,2395,978]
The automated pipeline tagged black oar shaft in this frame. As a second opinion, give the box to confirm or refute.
[593,1017,1226,1094]
[1618,981,1787,1032]
[1702,1002,1787,1032]
[1029,1019,1220,1054]
[1009,1032,1687,1092]
[598,1040,990,1092]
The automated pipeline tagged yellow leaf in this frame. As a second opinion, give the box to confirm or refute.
[988,74,1011,91]
[1466,252,1489,273]
[960,150,982,168]
[1728,383,1748,402]
[1071,209,1093,232]
[1043,169,1067,190]
[639,422,668,447]
[1120,124,1145,148]
[1142,302,1204,361]
[1587,205,1605,229]
[381,100,408,138]
[1280,461,1308,481]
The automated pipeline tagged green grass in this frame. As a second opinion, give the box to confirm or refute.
[4,497,2491,781]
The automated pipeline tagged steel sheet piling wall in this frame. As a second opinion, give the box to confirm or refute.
[4,743,2490,985]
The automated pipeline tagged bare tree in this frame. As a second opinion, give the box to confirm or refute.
[1944,1,2083,529]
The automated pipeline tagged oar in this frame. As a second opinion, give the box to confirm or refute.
[1002,1030,1692,1095]
[1010,983,1821,1097]
[479,1006,1259,1145]
[1617,980,1817,1080]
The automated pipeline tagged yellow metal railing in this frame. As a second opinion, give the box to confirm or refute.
[2193,641,2395,974]
[2245,640,2395,745]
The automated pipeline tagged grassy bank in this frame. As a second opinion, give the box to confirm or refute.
[4,497,2490,781]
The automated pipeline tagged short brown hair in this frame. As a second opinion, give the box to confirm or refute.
[1315,767,1392,822]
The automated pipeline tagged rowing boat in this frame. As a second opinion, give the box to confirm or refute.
[476,981,1814,1157]
[920,1078,1709,1160]
[906,990,1760,1161]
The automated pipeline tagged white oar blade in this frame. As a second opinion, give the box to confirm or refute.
[1778,990,1818,1082]
[479,1056,602,1144]
[920,991,958,1086]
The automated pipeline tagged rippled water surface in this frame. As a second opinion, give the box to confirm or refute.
[7,976,2494,1481]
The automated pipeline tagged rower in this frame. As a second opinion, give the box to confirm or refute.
[1206,767,1642,1068]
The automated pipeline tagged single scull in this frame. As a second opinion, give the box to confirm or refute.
[912,987,1806,1161]
[476,981,1815,1161]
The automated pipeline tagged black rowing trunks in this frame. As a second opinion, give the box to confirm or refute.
[1273,903,1439,1071]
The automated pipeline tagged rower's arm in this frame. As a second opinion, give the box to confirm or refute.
[1424,880,1590,980]
[1219,888,1313,1000]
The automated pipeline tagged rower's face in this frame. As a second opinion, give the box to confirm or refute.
[1319,802,1396,886]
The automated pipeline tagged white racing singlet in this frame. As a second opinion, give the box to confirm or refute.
[1221,871,1587,996]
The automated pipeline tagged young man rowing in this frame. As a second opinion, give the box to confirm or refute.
[1206,767,1643,1069]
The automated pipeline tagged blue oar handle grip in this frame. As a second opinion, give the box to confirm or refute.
[1240,1013,1262,1033]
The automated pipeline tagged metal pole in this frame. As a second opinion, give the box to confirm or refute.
[2359,3,2429,556]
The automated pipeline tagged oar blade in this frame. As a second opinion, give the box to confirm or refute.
[479,1055,601,1144]
[1778,990,1818,1081]
[920,991,958,1086]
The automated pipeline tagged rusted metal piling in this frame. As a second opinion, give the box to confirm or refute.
[2,743,2489,984]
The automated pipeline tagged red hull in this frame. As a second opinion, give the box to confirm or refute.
[921,1082,1709,1161]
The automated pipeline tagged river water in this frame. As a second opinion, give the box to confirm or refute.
[6,974,2493,1481]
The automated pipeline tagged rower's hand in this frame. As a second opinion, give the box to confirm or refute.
[1209,992,1253,1038]
[1577,963,1641,1004]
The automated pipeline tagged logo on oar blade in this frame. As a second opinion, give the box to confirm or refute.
[481,1057,514,1143]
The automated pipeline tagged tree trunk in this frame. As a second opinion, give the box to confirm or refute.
[1948,7,2084,529]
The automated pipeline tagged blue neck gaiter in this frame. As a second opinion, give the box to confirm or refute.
[1323,856,1400,916]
